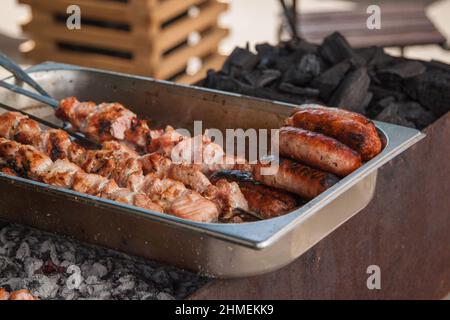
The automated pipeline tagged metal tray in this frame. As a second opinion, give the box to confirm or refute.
[0,62,425,278]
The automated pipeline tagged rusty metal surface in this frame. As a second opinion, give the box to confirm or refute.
[189,112,450,299]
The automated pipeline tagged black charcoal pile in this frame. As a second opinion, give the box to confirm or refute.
[0,222,206,300]
[202,32,450,129]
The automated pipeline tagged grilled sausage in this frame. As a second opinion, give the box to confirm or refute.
[279,127,362,176]
[253,159,339,200]
[285,105,382,161]
[210,170,299,219]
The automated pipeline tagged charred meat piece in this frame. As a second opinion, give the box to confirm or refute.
[253,159,339,200]
[139,173,219,221]
[82,102,136,142]
[57,97,151,151]
[285,105,382,161]
[72,171,118,196]
[207,179,250,218]
[43,159,81,188]
[210,170,299,219]
[35,129,73,161]
[169,190,220,223]
[279,126,362,176]
[57,96,97,129]
[169,163,212,194]
[15,145,53,180]
[140,151,249,216]
[0,112,28,140]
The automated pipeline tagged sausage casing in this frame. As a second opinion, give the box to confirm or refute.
[253,159,339,200]
[279,126,362,176]
[285,106,382,161]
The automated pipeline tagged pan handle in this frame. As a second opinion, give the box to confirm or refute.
[0,51,51,97]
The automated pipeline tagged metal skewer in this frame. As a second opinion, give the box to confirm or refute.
[235,207,264,221]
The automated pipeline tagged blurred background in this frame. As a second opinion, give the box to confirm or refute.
[0,0,450,82]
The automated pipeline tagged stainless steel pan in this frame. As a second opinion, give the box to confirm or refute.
[0,62,425,278]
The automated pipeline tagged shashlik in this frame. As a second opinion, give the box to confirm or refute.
[0,137,163,213]
[56,97,151,151]
[57,97,239,173]
[0,111,247,222]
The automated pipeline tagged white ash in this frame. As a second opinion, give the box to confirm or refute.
[0,222,207,300]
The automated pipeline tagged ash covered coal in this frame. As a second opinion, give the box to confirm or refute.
[0,222,207,300]
[201,32,450,129]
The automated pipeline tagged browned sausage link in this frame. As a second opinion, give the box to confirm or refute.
[279,127,362,176]
[253,159,339,200]
[210,170,299,219]
[285,107,382,161]
[300,104,373,126]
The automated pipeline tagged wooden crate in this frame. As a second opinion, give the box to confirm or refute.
[19,0,228,83]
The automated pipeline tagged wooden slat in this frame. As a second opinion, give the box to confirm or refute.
[283,2,446,49]
[19,0,133,23]
[21,0,227,79]
[175,53,225,84]
[301,25,439,41]
[22,11,136,52]
[155,27,228,79]
[298,3,428,22]
[156,1,228,53]
[27,39,137,74]
[153,0,207,23]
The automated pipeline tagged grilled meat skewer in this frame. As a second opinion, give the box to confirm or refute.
[0,111,240,222]
[56,97,241,173]
[139,151,248,216]
[56,97,151,151]
[0,138,163,213]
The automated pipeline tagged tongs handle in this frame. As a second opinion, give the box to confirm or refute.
[0,79,59,109]
[0,51,50,97]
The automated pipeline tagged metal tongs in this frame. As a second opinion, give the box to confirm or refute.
[0,52,263,221]
[0,52,100,148]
